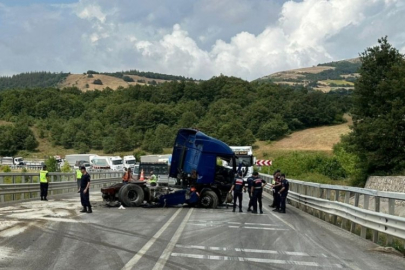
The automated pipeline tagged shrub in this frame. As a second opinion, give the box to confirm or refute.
[123,76,134,82]
[93,79,103,85]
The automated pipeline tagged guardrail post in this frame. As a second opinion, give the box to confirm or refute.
[386,198,396,245]
[373,196,380,243]
[350,193,360,233]
[360,194,370,238]
[340,191,351,230]
[331,190,339,225]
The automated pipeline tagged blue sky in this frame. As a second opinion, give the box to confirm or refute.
[0,0,404,80]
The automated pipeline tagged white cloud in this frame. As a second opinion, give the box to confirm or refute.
[0,0,404,80]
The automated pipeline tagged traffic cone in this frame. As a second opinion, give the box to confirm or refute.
[140,169,145,181]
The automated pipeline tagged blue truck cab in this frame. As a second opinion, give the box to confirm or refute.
[169,128,236,208]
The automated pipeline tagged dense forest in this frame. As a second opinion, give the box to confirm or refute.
[0,76,351,156]
[0,72,70,91]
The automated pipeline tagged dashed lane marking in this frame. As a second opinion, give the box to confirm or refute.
[152,208,194,270]
[175,244,328,258]
[188,220,278,227]
[121,208,183,270]
[170,253,344,268]
[188,223,287,230]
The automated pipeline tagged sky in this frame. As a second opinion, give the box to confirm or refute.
[0,0,404,80]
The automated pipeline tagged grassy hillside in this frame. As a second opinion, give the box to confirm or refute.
[256,58,361,92]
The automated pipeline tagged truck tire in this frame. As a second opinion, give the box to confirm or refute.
[118,184,145,207]
[200,190,218,209]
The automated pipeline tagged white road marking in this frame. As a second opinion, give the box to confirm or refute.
[262,193,296,230]
[171,253,344,268]
[188,223,287,230]
[188,220,277,227]
[175,244,320,257]
[152,208,194,270]
[121,208,182,270]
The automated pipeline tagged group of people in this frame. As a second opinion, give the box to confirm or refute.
[229,170,289,214]
[40,165,92,213]
[269,170,289,213]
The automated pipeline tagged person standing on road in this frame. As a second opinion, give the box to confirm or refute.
[40,165,50,201]
[251,171,266,214]
[246,174,254,212]
[278,174,289,214]
[270,169,280,207]
[75,167,82,193]
[271,175,282,212]
[148,170,157,186]
[229,172,246,212]
[80,166,92,213]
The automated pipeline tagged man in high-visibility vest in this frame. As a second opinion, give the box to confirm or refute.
[40,165,50,201]
[147,170,157,186]
[76,168,82,193]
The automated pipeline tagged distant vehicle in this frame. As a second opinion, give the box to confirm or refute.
[91,157,111,170]
[140,154,171,164]
[74,160,91,170]
[65,154,98,167]
[103,156,124,171]
[0,157,26,166]
[223,146,255,177]
[123,155,136,170]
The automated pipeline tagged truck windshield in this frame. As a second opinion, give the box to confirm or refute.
[112,160,123,165]
[230,155,253,167]
[126,160,136,164]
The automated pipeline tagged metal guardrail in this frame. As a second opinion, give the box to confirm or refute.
[0,172,122,203]
[260,173,405,245]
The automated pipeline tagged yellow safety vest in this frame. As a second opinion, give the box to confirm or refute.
[149,174,157,183]
[40,170,48,183]
[76,169,82,179]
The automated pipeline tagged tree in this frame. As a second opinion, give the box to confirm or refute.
[45,157,59,172]
[122,76,134,82]
[257,114,289,141]
[345,37,405,178]
[24,135,39,151]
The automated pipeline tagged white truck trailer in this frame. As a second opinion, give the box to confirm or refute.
[223,146,255,177]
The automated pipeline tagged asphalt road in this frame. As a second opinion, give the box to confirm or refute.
[0,191,404,270]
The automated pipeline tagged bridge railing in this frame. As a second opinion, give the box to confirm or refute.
[0,171,122,203]
[260,173,405,246]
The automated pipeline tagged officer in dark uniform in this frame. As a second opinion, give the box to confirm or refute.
[80,166,92,213]
[246,174,254,212]
[250,171,266,214]
[272,175,282,211]
[278,174,289,213]
[229,172,246,212]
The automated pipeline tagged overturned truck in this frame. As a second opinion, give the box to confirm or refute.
[101,128,237,208]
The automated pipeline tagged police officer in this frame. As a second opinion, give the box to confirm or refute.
[246,174,254,212]
[270,169,280,207]
[271,175,282,212]
[229,172,246,212]
[278,174,289,213]
[250,171,266,214]
[40,165,50,201]
[80,166,92,213]
[75,167,82,193]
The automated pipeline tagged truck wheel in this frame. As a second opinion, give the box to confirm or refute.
[200,191,218,209]
[118,184,145,207]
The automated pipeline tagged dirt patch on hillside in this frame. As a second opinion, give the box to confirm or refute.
[58,74,172,91]
[254,117,352,157]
